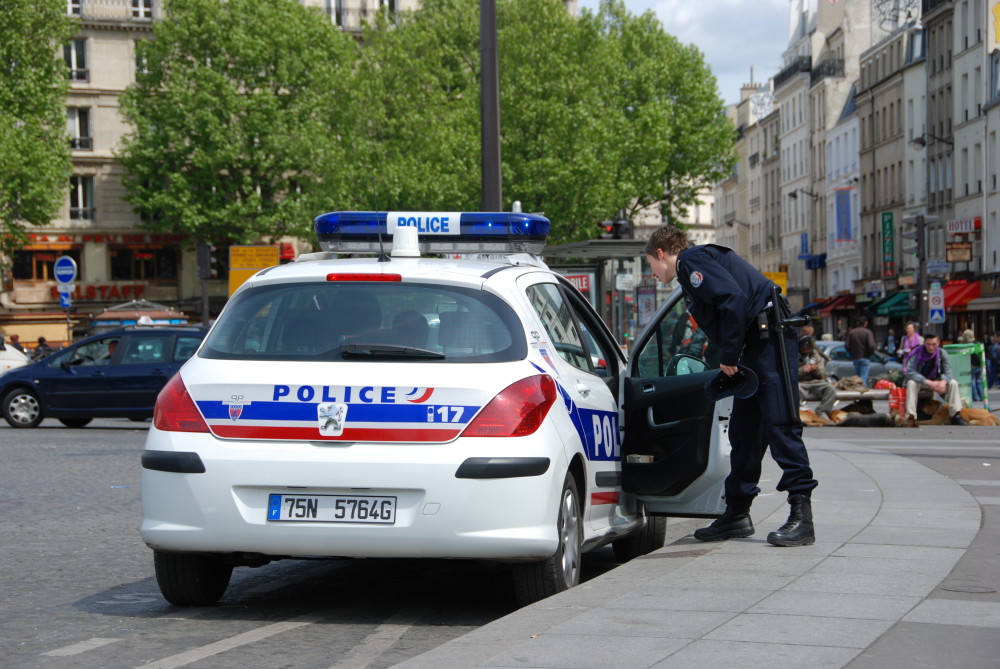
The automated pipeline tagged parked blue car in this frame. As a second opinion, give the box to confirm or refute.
[815,340,904,386]
[0,325,206,428]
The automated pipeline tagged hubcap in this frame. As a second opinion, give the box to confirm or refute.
[8,394,40,425]
[559,487,581,588]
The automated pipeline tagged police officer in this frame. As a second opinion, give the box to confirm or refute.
[645,225,817,547]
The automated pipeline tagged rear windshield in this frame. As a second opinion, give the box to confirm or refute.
[200,281,526,363]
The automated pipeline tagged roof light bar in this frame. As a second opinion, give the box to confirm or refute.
[313,211,551,255]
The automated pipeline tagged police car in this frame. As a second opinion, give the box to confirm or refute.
[141,211,731,607]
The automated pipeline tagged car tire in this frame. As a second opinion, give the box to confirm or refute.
[611,515,667,563]
[2,388,43,428]
[512,473,582,607]
[154,551,233,606]
[59,418,93,428]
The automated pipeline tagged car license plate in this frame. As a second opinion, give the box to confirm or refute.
[267,494,396,524]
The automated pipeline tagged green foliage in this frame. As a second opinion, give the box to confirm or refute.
[120,0,734,248]
[0,0,75,270]
[118,0,362,246]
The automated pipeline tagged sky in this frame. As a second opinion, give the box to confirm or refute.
[578,0,791,106]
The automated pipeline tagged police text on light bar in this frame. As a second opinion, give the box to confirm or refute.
[313,211,551,255]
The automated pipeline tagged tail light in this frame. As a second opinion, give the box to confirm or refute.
[154,374,209,433]
[462,375,557,438]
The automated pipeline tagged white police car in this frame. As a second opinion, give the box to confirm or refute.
[141,211,731,607]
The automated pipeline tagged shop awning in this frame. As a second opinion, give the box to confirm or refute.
[798,299,829,314]
[965,296,1000,312]
[868,291,915,317]
[818,294,856,316]
[944,280,981,310]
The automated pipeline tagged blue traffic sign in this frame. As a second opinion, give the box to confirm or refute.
[929,308,945,324]
[59,293,72,309]
[54,256,78,284]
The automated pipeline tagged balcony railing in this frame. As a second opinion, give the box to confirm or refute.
[73,0,163,22]
[811,58,844,85]
[773,57,811,90]
[70,137,93,150]
[70,207,96,220]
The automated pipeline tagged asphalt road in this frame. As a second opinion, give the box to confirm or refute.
[0,418,704,669]
[1,411,995,668]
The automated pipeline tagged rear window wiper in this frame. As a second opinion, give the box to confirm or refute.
[340,343,445,359]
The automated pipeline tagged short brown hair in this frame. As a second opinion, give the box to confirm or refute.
[644,225,690,257]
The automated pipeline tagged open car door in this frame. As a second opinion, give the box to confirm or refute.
[619,289,730,517]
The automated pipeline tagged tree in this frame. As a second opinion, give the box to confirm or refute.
[585,0,736,227]
[118,0,363,247]
[360,0,734,244]
[0,0,75,277]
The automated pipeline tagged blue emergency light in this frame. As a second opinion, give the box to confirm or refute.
[313,211,551,255]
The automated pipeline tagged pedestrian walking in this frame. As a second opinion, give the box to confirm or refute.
[987,332,1000,389]
[8,334,25,353]
[845,316,876,386]
[884,327,897,359]
[897,321,923,367]
[645,225,817,547]
[903,333,968,426]
[959,329,983,402]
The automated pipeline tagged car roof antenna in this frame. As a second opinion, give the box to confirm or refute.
[372,174,390,263]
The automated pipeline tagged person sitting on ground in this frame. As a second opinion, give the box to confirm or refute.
[903,333,967,426]
[797,336,838,420]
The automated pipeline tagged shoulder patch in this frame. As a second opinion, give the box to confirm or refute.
[690,271,704,288]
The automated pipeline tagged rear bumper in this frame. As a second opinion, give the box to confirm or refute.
[140,427,569,560]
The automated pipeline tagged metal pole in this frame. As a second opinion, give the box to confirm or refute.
[480,0,502,211]
[917,214,929,336]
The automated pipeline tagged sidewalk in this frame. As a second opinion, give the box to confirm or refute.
[396,433,994,668]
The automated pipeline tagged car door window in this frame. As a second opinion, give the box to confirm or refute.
[632,297,720,377]
[120,335,167,365]
[67,338,120,366]
[526,283,592,373]
[173,336,202,362]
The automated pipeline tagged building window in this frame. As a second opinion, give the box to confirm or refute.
[12,249,82,281]
[132,0,153,19]
[64,39,87,81]
[109,246,178,281]
[67,108,92,150]
[67,0,81,15]
[70,176,95,220]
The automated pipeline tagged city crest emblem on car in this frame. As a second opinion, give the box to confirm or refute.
[319,403,348,436]
[226,395,249,421]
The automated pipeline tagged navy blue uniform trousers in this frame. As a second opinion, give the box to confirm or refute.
[725,325,818,506]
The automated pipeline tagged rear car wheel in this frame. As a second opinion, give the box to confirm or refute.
[612,515,667,562]
[2,388,43,428]
[154,551,233,606]
[512,474,582,607]
[59,418,92,428]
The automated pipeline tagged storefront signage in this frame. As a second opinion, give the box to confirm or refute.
[946,242,973,262]
[27,232,184,244]
[48,283,146,302]
[947,218,981,235]
[881,213,895,278]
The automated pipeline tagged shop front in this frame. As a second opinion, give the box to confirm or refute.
[1,231,187,348]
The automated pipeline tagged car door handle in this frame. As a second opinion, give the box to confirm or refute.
[151,368,166,375]
[92,371,106,377]
[575,383,591,398]
[641,382,656,394]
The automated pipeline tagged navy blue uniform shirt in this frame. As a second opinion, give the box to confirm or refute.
[675,244,775,367]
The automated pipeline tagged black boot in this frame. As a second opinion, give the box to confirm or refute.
[694,506,754,542]
[767,494,815,547]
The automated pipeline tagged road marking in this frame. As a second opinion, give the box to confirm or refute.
[328,603,434,669]
[135,614,323,669]
[43,637,120,656]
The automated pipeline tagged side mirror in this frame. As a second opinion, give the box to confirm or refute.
[665,353,708,376]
